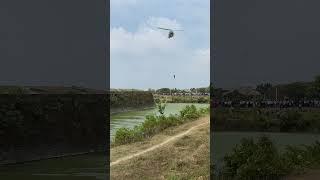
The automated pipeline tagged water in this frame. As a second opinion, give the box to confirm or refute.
[110,103,209,140]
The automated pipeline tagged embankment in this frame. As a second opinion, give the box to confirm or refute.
[0,94,108,165]
[110,91,155,114]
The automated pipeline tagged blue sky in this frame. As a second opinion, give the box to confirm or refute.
[111,0,210,90]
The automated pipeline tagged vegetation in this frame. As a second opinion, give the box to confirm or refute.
[0,86,28,94]
[156,101,167,115]
[215,136,320,179]
[0,85,107,94]
[111,115,210,179]
[213,75,320,101]
[0,95,107,151]
[113,105,209,145]
[213,108,320,132]
[110,91,155,110]
[155,86,210,95]
[154,95,209,104]
[256,83,272,95]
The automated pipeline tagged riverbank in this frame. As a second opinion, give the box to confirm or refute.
[0,152,107,180]
[110,103,209,142]
[110,116,210,179]
[0,94,107,165]
[110,91,155,112]
[110,106,155,115]
[154,94,209,104]
[213,108,320,132]
[112,105,209,146]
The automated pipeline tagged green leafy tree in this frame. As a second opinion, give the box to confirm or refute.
[156,88,171,94]
[256,83,272,96]
[313,75,320,98]
[197,87,208,94]
[305,76,320,98]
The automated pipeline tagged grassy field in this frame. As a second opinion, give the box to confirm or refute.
[111,116,210,179]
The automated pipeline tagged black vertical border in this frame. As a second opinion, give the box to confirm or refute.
[105,0,110,178]
[210,0,215,179]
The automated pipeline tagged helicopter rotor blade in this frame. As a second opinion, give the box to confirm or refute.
[157,27,171,31]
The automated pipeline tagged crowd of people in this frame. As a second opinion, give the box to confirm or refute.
[211,99,320,108]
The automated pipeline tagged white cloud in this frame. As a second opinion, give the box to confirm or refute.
[111,17,209,89]
[146,17,183,30]
[186,48,210,73]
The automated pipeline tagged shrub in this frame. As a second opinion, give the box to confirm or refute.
[157,102,166,115]
[256,115,272,130]
[279,110,303,131]
[223,136,288,179]
[113,105,209,145]
[221,137,320,179]
[180,105,200,120]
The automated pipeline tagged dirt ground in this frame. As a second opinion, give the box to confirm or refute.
[110,116,210,180]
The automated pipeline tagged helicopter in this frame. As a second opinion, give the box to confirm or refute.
[156,27,184,39]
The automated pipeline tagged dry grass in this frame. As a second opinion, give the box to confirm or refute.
[110,116,210,180]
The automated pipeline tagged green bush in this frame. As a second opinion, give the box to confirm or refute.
[282,141,320,172]
[113,105,209,145]
[180,105,200,120]
[157,102,166,115]
[223,136,286,179]
[221,136,320,179]
[279,110,304,131]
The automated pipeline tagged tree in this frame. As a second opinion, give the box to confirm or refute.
[190,88,196,93]
[156,88,170,94]
[197,87,207,94]
[256,83,272,96]
[148,88,155,93]
[315,75,320,92]
[307,75,320,98]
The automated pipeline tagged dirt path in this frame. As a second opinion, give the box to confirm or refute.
[110,116,210,179]
[110,121,208,167]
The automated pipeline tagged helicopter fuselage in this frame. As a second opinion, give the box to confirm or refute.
[168,31,174,38]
